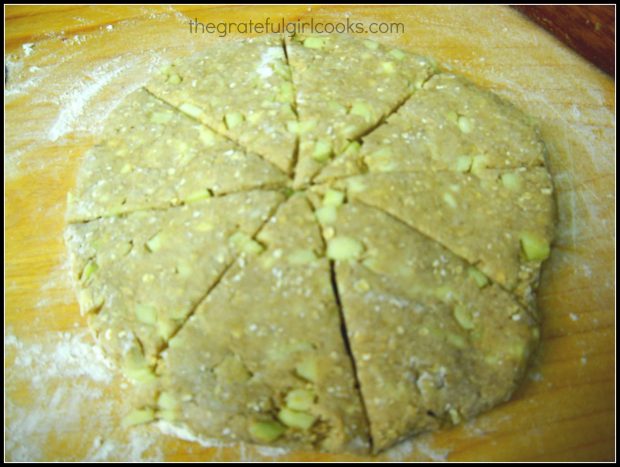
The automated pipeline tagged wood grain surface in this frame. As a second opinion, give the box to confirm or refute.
[513,5,615,77]
[5,5,615,462]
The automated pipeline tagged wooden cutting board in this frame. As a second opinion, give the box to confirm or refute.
[5,5,615,461]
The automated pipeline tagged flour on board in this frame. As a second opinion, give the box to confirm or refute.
[6,331,114,460]
[382,435,451,462]
[5,329,169,461]
[23,42,35,56]
[48,57,151,142]
[85,429,163,461]
[157,421,290,461]
[157,421,231,449]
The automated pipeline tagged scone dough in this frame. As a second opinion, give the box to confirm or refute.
[338,168,555,308]
[65,34,555,454]
[316,73,547,183]
[158,195,368,452]
[285,34,436,187]
[324,202,538,452]
[67,89,286,222]
[146,35,297,173]
[65,191,283,363]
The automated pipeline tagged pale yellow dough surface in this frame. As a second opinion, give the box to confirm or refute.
[66,34,555,454]
[158,195,369,452]
[67,89,286,222]
[285,34,436,187]
[146,35,297,173]
[65,191,283,363]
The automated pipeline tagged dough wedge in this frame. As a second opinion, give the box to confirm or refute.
[327,202,539,452]
[285,34,436,187]
[65,191,283,372]
[316,73,547,183]
[67,89,286,222]
[339,169,555,307]
[157,195,369,453]
[146,35,297,173]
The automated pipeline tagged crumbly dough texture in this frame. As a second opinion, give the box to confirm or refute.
[65,191,283,362]
[158,195,369,452]
[325,202,538,452]
[146,35,297,173]
[316,73,547,183]
[65,34,555,454]
[337,168,555,308]
[67,89,286,222]
[285,34,436,187]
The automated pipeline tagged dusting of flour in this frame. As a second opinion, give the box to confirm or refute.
[256,46,283,78]
[47,58,139,142]
[5,329,165,461]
